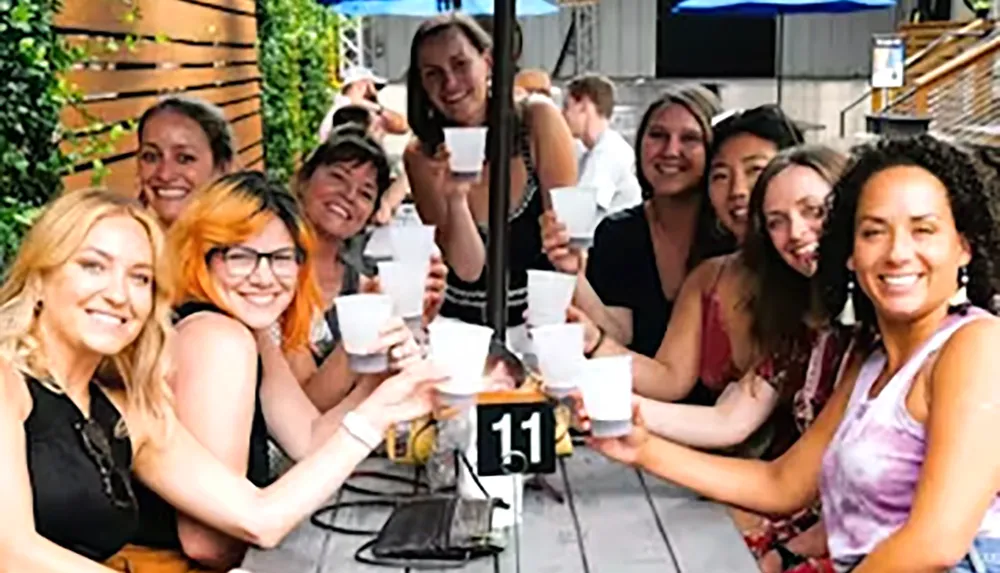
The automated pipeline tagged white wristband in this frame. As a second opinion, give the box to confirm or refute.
[342,411,383,450]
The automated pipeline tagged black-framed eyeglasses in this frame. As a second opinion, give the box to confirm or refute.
[74,418,137,511]
[206,246,304,281]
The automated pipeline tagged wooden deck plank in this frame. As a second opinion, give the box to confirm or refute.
[642,472,759,573]
[563,449,679,573]
[242,450,752,573]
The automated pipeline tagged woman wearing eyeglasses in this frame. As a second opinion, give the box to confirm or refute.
[114,172,428,572]
[0,188,443,572]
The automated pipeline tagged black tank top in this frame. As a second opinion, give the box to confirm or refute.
[131,301,271,549]
[26,375,138,561]
[439,115,553,326]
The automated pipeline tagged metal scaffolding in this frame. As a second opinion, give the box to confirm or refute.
[337,15,367,75]
[573,4,599,74]
[552,1,600,78]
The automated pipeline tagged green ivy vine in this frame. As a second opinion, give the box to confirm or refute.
[257,0,340,182]
[0,0,74,265]
[0,0,145,266]
[0,0,74,207]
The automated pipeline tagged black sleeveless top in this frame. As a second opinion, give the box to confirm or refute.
[439,116,554,327]
[131,301,271,549]
[26,375,138,560]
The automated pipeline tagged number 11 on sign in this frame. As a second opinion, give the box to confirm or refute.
[492,411,541,464]
[475,399,556,477]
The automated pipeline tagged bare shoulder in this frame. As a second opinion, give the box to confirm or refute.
[936,314,1000,369]
[525,98,564,131]
[176,310,256,353]
[687,254,731,288]
[0,358,30,422]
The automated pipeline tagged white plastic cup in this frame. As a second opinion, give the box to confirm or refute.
[526,270,576,327]
[444,127,488,175]
[531,323,585,396]
[334,293,394,373]
[550,186,599,249]
[377,260,428,336]
[389,224,436,264]
[427,321,494,402]
[578,355,633,437]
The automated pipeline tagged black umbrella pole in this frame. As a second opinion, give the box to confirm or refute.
[486,0,516,343]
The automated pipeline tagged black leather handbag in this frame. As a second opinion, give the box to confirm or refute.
[354,495,504,569]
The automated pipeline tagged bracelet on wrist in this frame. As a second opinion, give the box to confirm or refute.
[585,326,606,358]
[342,410,384,450]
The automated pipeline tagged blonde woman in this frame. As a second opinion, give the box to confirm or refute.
[0,189,444,572]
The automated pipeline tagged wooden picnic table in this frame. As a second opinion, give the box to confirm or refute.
[242,448,758,573]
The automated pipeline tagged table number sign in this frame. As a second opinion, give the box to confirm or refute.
[475,390,556,477]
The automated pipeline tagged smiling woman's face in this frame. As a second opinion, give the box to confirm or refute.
[762,165,832,277]
[417,26,492,126]
[208,216,300,329]
[708,133,778,242]
[301,160,379,240]
[138,110,223,225]
[639,103,708,197]
[38,214,154,358]
[850,165,971,324]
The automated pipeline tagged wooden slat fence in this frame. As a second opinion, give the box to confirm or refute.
[55,0,264,196]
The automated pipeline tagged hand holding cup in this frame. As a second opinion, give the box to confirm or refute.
[539,210,582,275]
[585,401,651,467]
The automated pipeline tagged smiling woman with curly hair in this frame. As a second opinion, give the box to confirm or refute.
[589,134,1000,572]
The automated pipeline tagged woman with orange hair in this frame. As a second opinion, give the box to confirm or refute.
[0,188,443,572]
[117,172,424,572]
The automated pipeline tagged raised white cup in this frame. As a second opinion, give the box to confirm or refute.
[334,293,394,373]
[550,186,599,249]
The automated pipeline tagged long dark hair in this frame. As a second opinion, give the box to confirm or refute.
[406,13,493,154]
[818,135,1000,332]
[744,145,847,360]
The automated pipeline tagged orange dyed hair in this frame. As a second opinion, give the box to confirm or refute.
[167,171,321,351]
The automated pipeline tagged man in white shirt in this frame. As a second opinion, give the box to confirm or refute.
[562,74,641,214]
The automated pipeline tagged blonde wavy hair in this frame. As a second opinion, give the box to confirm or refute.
[0,189,175,434]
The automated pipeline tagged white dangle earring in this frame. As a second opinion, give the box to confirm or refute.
[838,277,856,326]
[949,266,970,307]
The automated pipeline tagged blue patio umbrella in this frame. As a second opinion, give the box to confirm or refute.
[672,0,895,104]
[321,0,558,17]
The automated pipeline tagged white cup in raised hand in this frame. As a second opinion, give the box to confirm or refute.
[444,127,489,177]
[577,355,633,437]
[550,186,599,249]
[377,260,429,337]
[531,322,586,397]
[334,293,395,373]
[427,320,494,406]
[526,269,577,327]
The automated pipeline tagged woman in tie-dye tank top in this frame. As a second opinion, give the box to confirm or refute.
[590,135,1000,572]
